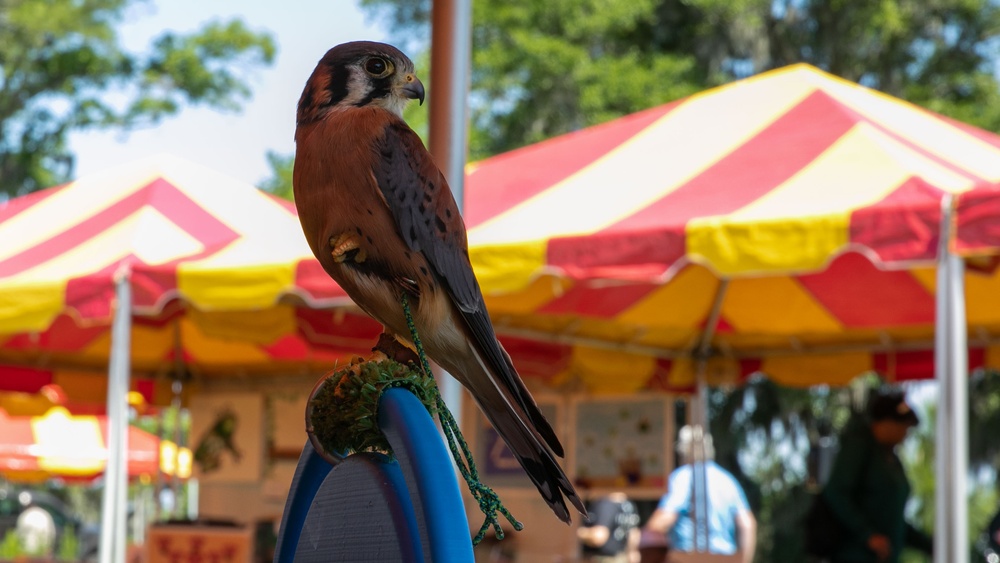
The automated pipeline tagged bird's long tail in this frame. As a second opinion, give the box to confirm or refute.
[456,353,586,524]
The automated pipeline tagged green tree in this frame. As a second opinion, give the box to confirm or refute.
[706,375,877,562]
[0,0,276,197]
[259,151,294,200]
[898,397,999,563]
[362,0,703,159]
[361,0,1000,158]
[683,0,1000,132]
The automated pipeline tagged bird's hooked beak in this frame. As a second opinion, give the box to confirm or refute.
[400,73,425,106]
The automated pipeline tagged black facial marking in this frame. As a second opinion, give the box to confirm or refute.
[324,66,349,107]
[308,41,416,112]
[356,77,393,107]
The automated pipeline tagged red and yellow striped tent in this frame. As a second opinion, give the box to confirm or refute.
[0,154,380,405]
[3,64,1000,399]
[463,63,1000,393]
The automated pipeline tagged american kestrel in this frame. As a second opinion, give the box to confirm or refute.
[292,41,584,523]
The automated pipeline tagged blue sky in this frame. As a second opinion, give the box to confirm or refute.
[68,0,390,187]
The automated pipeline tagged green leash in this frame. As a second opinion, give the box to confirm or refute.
[400,293,523,544]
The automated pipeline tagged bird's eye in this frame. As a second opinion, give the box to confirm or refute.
[365,57,392,77]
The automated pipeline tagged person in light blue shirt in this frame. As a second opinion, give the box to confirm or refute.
[645,425,756,563]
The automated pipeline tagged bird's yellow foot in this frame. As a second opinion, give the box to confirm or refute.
[329,232,367,263]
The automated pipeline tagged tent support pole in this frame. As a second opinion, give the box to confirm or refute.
[100,269,132,563]
[934,195,968,563]
[429,0,471,428]
[686,279,728,553]
[694,279,728,428]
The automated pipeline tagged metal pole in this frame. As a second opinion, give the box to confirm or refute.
[933,243,950,563]
[690,280,727,553]
[933,195,968,563]
[100,269,132,563]
[429,0,472,425]
[694,279,729,428]
[946,225,969,563]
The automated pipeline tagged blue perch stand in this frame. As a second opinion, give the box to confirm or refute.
[274,387,474,562]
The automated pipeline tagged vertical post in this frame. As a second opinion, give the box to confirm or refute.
[690,279,726,553]
[100,270,132,563]
[933,223,950,563]
[429,0,472,424]
[934,195,968,563]
[947,248,969,563]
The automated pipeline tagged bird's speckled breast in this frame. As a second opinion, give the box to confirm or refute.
[292,107,439,335]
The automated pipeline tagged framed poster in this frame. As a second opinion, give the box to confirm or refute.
[189,392,264,483]
[572,396,670,490]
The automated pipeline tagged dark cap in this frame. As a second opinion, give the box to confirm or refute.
[869,392,920,426]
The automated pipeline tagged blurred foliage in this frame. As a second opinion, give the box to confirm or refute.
[0,517,78,560]
[0,0,276,197]
[706,375,877,561]
[361,0,1000,160]
[705,371,1000,563]
[258,151,294,200]
[898,400,999,563]
[0,530,20,559]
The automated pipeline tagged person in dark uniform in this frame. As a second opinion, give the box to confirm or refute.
[578,492,641,563]
[824,391,933,563]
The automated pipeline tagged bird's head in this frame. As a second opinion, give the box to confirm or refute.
[297,41,425,124]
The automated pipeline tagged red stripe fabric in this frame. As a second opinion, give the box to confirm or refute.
[548,91,858,279]
[294,260,346,301]
[0,366,52,393]
[849,177,943,263]
[538,282,658,317]
[262,334,311,359]
[64,261,132,320]
[955,185,1000,254]
[0,179,240,278]
[796,253,934,327]
[499,336,572,382]
[0,183,68,222]
[2,315,105,353]
[143,179,241,251]
[135,379,156,405]
[874,348,985,381]
[604,90,858,233]
[132,266,180,310]
[547,228,687,281]
[463,104,676,228]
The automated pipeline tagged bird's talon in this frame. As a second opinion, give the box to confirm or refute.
[329,233,365,263]
[372,333,420,366]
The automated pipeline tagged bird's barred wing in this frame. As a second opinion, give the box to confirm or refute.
[372,121,563,455]
[373,121,478,312]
